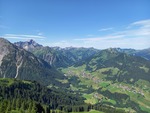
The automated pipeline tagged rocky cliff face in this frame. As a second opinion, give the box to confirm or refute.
[0,38,10,65]
[0,38,65,86]
[14,39,42,51]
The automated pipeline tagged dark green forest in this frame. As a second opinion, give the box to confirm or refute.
[0,78,127,113]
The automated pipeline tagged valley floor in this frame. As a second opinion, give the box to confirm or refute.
[61,66,150,113]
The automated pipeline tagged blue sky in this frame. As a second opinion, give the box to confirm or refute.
[0,0,150,49]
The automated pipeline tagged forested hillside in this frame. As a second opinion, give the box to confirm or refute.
[0,78,127,113]
[74,48,150,83]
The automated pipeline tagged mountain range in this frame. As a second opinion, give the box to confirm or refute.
[0,38,150,113]
[15,40,99,68]
[14,40,150,68]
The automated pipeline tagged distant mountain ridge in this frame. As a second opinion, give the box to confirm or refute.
[110,48,150,60]
[134,48,150,60]
[14,40,150,66]
[74,48,150,83]
[14,40,99,68]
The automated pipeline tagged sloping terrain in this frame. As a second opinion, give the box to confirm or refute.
[74,48,150,83]
[0,38,65,86]
[0,78,86,113]
[109,48,150,61]
[134,48,150,60]
[14,40,99,68]
[0,78,127,113]
[62,48,150,113]
[1,38,150,113]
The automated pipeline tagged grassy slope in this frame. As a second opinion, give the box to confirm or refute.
[61,65,150,113]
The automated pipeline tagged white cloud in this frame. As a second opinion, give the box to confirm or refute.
[2,19,150,50]
[38,32,43,36]
[34,30,43,36]
[98,27,113,31]
[74,35,124,42]
[130,19,150,27]
[86,34,95,37]
[49,40,83,48]
[38,19,150,49]
[3,34,46,40]
[72,19,150,49]
[50,41,70,48]
[123,19,150,35]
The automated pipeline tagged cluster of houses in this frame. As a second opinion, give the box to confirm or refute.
[116,84,144,96]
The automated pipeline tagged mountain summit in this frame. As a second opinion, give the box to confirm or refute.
[14,39,42,51]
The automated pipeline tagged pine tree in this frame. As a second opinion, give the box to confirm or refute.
[15,98,21,110]
[20,101,25,112]
[46,106,50,113]
[27,101,33,113]
[11,98,17,110]
[1,100,9,112]
[5,100,11,113]
[31,102,37,113]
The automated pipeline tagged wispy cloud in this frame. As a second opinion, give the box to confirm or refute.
[2,19,150,49]
[74,35,124,42]
[42,19,150,49]
[50,41,71,48]
[130,19,150,28]
[98,27,113,31]
[49,40,83,48]
[34,30,43,36]
[38,32,43,36]
[3,34,46,40]
[69,19,150,49]
[86,34,95,37]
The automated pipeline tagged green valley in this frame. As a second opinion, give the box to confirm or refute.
[61,49,150,113]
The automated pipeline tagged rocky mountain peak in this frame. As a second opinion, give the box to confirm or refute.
[0,38,12,65]
[0,38,11,45]
[14,39,42,51]
[28,39,37,45]
[27,39,34,44]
